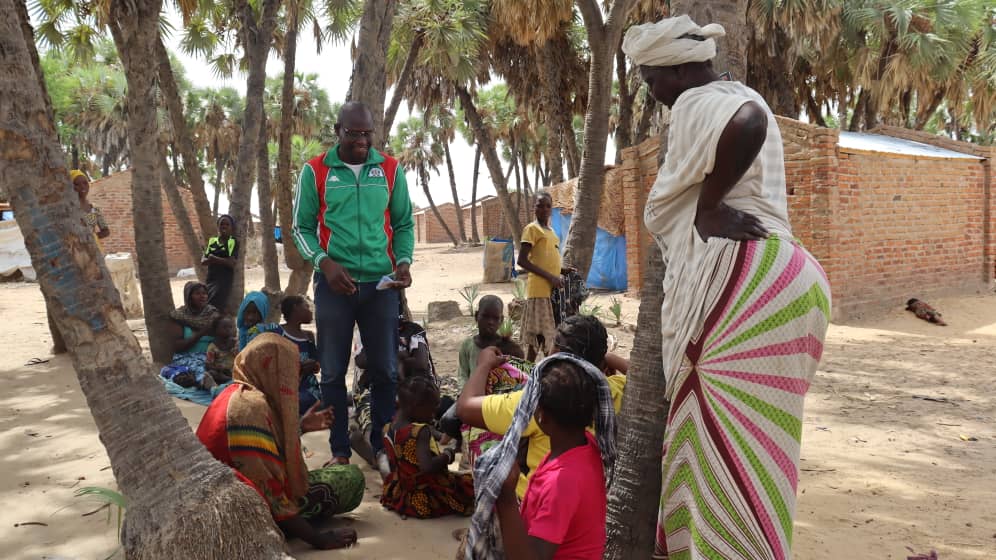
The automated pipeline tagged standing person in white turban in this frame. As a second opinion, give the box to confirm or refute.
[622,15,831,560]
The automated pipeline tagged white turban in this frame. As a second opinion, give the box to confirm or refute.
[622,15,726,67]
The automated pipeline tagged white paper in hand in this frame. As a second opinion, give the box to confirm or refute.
[376,274,396,290]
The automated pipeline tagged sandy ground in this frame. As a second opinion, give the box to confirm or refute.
[0,243,993,559]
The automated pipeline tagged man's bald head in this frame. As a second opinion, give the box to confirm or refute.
[337,101,373,127]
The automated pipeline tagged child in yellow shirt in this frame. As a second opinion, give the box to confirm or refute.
[516,192,569,361]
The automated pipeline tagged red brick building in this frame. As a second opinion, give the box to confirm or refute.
[88,169,204,273]
[415,193,531,244]
[621,119,996,318]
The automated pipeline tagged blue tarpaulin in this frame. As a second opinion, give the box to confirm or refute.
[549,208,627,291]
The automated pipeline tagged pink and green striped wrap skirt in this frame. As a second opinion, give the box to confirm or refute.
[655,235,830,560]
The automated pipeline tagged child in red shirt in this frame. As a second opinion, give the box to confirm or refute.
[495,358,607,559]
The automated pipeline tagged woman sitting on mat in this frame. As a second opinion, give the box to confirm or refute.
[197,333,363,550]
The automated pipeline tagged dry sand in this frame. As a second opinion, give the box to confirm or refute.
[0,243,993,559]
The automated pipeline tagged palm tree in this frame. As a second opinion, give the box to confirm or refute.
[190,86,243,216]
[348,0,397,144]
[2,5,288,555]
[33,0,217,241]
[104,0,178,364]
[225,0,280,312]
[257,111,281,292]
[391,115,460,247]
[397,0,524,243]
[432,107,467,243]
[154,33,216,244]
[559,0,638,279]
[603,245,669,560]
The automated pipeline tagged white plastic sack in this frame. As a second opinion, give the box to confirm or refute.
[104,252,144,319]
[0,220,35,280]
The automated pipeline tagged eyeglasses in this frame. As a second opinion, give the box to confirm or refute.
[342,127,373,140]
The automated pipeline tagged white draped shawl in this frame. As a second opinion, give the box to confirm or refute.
[646,80,792,399]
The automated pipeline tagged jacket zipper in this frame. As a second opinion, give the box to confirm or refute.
[355,167,363,277]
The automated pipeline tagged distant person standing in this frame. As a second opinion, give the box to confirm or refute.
[292,101,414,466]
[201,214,238,313]
[72,170,110,248]
[516,192,571,361]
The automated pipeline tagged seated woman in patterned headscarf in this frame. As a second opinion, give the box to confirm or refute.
[196,333,364,550]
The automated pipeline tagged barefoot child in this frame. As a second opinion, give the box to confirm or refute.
[203,317,237,388]
[381,375,474,519]
[280,295,322,414]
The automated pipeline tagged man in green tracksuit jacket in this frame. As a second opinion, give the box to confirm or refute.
[292,101,414,465]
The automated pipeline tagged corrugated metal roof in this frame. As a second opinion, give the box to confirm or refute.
[838,131,982,160]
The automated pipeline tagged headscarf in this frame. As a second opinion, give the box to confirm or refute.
[237,291,280,349]
[227,333,308,504]
[69,169,88,184]
[465,353,617,559]
[622,15,726,68]
[169,281,219,331]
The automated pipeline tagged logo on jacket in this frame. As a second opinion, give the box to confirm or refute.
[369,167,385,178]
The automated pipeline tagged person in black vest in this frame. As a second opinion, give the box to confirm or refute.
[202,214,238,313]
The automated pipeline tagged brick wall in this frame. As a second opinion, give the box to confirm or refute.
[88,169,203,273]
[450,193,531,242]
[830,149,987,316]
[414,202,464,244]
[620,120,994,318]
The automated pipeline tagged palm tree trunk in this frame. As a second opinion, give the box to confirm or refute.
[382,32,424,140]
[16,0,67,355]
[633,93,655,145]
[228,0,280,313]
[604,244,669,559]
[850,89,869,131]
[520,150,532,196]
[456,85,522,245]
[562,0,636,278]
[155,35,214,244]
[257,114,281,292]
[805,89,828,127]
[274,5,312,296]
[545,137,565,184]
[346,0,398,145]
[422,173,459,247]
[71,144,80,169]
[160,154,206,282]
[614,45,634,164]
[213,155,224,216]
[914,89,945,130]
[0,3,288,556]
[108,6,176,364]
[512,151,522,217]
[469,146,481,244]
[443,141,466,243]
[562,109,581,178]
[538,43,566,185]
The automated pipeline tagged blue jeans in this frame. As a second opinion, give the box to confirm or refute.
[314,273,399,459]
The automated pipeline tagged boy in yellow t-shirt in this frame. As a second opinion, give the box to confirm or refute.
[516,192,567,361]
